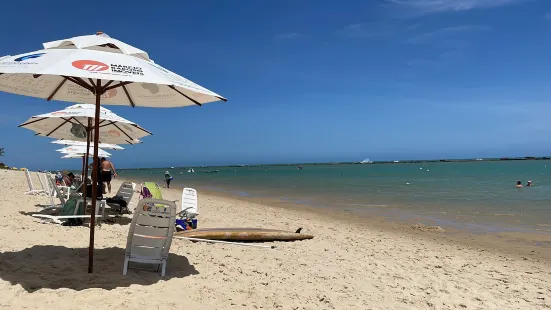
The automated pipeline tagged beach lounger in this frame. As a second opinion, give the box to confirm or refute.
[24,170,47,195]
[106,182,136,214]
[45,174,71,201]
[122,198,177,277]
[140,182,162,200]
[32,198,106,225]
[180,188,199,218]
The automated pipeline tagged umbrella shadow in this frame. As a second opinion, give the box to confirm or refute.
[0,245,199,292]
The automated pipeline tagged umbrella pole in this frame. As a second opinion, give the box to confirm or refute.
[82,118,92,220]
[88,80,102,273]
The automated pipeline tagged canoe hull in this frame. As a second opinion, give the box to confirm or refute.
[175,227,314,241]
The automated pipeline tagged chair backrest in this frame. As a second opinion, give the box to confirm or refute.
[116,182,135,203]
[125,199,176,261]
[36,172,47,191]
[181,188,198,214]
[24,170,35,191]
[47,175,66,205]
[141,182,162,199]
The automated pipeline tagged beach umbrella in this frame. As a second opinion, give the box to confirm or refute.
[57,145,112,177]
[57,146,112,157]
[51,140,126,150]
[19,104,151,145]
[0,31,226,273]
[62,153,109,159]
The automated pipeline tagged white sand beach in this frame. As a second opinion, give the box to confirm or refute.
[0,169,549,309]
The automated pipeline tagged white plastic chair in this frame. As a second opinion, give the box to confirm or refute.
[123,198,176,277]
[24,170,47,195]
[180,188,199,218]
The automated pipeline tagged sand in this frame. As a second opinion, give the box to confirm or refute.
[0,169,549,309]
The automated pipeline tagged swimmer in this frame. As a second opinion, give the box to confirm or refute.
[515,181,523,188]
[526,180,533,187]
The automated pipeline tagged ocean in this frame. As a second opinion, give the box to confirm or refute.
[116,160,551,235]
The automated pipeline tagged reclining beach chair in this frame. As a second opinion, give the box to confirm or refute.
[32,195,106,225]
[24,170,47,195]
[46,174,71,201]
[180,188,199,218]
[140,182,162,200]
[122,198,177,277]
[106,182,136,214]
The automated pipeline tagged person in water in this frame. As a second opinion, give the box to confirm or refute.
[515,181,523,188]
[527,180,533,187]
[164,171,172,188]
[101,157,118,194]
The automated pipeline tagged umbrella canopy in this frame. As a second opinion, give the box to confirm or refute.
[51,139,125,150]
[19,103,151,144]
[0,32,226,274]
[57,145,111,157]
[43,32,151,61]
[62,153,109,159]
[0,48,226,107]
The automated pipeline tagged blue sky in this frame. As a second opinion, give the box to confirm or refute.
[1,0,551,169]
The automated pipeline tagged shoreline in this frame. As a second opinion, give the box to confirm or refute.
[2,170,550,309]
[121,176,551,264]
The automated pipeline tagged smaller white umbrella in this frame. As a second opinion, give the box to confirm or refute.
[62,153,109,159]
[19,104,151,145]
[51,139,126,150]
[57,146,111,157]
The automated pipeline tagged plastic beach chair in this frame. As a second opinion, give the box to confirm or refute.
[107,181,136,214]
[24,170,47,195]
[180,188,199,218]
[122,198,176,277]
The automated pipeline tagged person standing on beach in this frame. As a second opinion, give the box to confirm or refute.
[101,157,117,194]
[164,171,172,188]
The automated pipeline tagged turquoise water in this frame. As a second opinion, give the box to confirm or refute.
[117,161,551,234]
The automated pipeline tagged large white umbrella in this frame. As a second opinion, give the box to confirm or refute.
[19,103,151,144]
[43,32,151,61]
[51,139,126,150]
[0,32,226,273]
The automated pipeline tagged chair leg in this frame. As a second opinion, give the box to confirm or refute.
[161,261,167,277]
[122,257,129,275]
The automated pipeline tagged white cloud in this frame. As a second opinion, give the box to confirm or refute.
[273,33,303,42]
[406,25,491,44]
[385,0,527,14]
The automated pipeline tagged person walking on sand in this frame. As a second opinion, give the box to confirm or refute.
[101,157,117,194]
[164,170,173,188]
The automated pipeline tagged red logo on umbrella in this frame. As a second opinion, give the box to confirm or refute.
[107,130,120,137]
[72,60,109,72]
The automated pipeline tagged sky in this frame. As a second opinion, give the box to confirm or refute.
[1,0,551,169]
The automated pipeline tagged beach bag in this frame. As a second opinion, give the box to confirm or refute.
[61,197,84,226]
[106,195,128,214]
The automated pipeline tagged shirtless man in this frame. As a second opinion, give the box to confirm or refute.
[101,157,117,194]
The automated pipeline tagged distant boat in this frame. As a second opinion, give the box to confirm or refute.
[187,168,195,173]
[393,160,399,163]
[360,158,373,164]
[171,166,174,169]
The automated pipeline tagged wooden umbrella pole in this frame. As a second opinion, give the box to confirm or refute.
[82,118,91,216]
[88,79,102,273]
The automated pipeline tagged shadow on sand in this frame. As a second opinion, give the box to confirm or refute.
[0,245,198,292]
[21,210,133,226]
